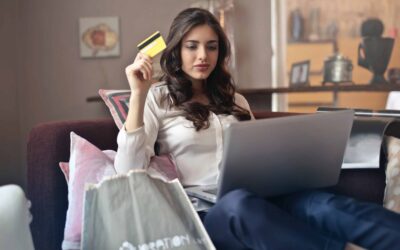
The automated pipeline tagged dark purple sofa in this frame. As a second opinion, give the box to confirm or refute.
[27,112,386,250]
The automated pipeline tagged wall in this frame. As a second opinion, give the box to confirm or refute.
[1,0,272,188]
[0,0,21,186]
[14,0,188,189]
[234,0,272,89]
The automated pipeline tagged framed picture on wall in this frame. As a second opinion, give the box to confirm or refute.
[79,17,120,58]
[289,60,310,86]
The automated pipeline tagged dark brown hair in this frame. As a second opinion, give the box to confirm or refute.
[160,8,251,131]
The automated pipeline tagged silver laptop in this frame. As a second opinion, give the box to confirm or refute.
[185,110,354,204]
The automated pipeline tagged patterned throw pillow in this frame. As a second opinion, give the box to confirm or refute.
[384,136,400,213]
[99,89,131,129]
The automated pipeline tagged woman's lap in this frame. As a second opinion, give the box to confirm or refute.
[203,189,345,250]
[203,189,400,250]
[276,189,400,249]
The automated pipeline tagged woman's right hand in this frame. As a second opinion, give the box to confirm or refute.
[125,52,153,94]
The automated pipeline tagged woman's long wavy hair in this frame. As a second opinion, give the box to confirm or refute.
[160,8,251,131]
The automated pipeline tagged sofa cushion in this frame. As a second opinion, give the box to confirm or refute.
[59,151,116,184]
[62,132,116,250]
[99,89,130,129]
[59,162,70,182]
[384,136,400,213]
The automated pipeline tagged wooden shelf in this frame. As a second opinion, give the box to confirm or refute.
[238,84,400,94]
[87,96,102,102]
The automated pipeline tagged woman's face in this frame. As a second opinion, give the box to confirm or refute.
[180,24,219,83]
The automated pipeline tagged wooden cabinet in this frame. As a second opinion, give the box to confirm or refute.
[286,39,400,112]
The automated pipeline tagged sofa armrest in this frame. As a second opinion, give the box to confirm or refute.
[27,118,118,250]
[329,166,386,204]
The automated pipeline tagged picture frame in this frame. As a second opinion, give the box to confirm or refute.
[289,60,310,86]
[79,17,120,58]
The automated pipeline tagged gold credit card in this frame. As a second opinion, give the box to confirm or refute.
[137,31,167,58]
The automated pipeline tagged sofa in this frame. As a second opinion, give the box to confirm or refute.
[27,111,388,250]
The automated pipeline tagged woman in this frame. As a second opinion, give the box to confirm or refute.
[115,7,400,250]
[115,7,252,186]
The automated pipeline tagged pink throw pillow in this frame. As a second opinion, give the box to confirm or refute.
[59,162,70,182]
[384,136,400,213]
[59,133,179,249]
[59,151,116,184]
[61,132,116,250]
[148,155,181,181]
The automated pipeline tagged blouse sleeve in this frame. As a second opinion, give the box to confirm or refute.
[235,93,255,120]
[114,89,160,174]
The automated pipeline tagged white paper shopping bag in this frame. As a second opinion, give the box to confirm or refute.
[81,170,215,250]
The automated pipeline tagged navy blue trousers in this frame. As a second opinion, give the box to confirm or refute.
[203,189,400,250]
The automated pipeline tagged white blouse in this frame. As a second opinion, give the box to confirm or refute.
[114,82,253,187]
